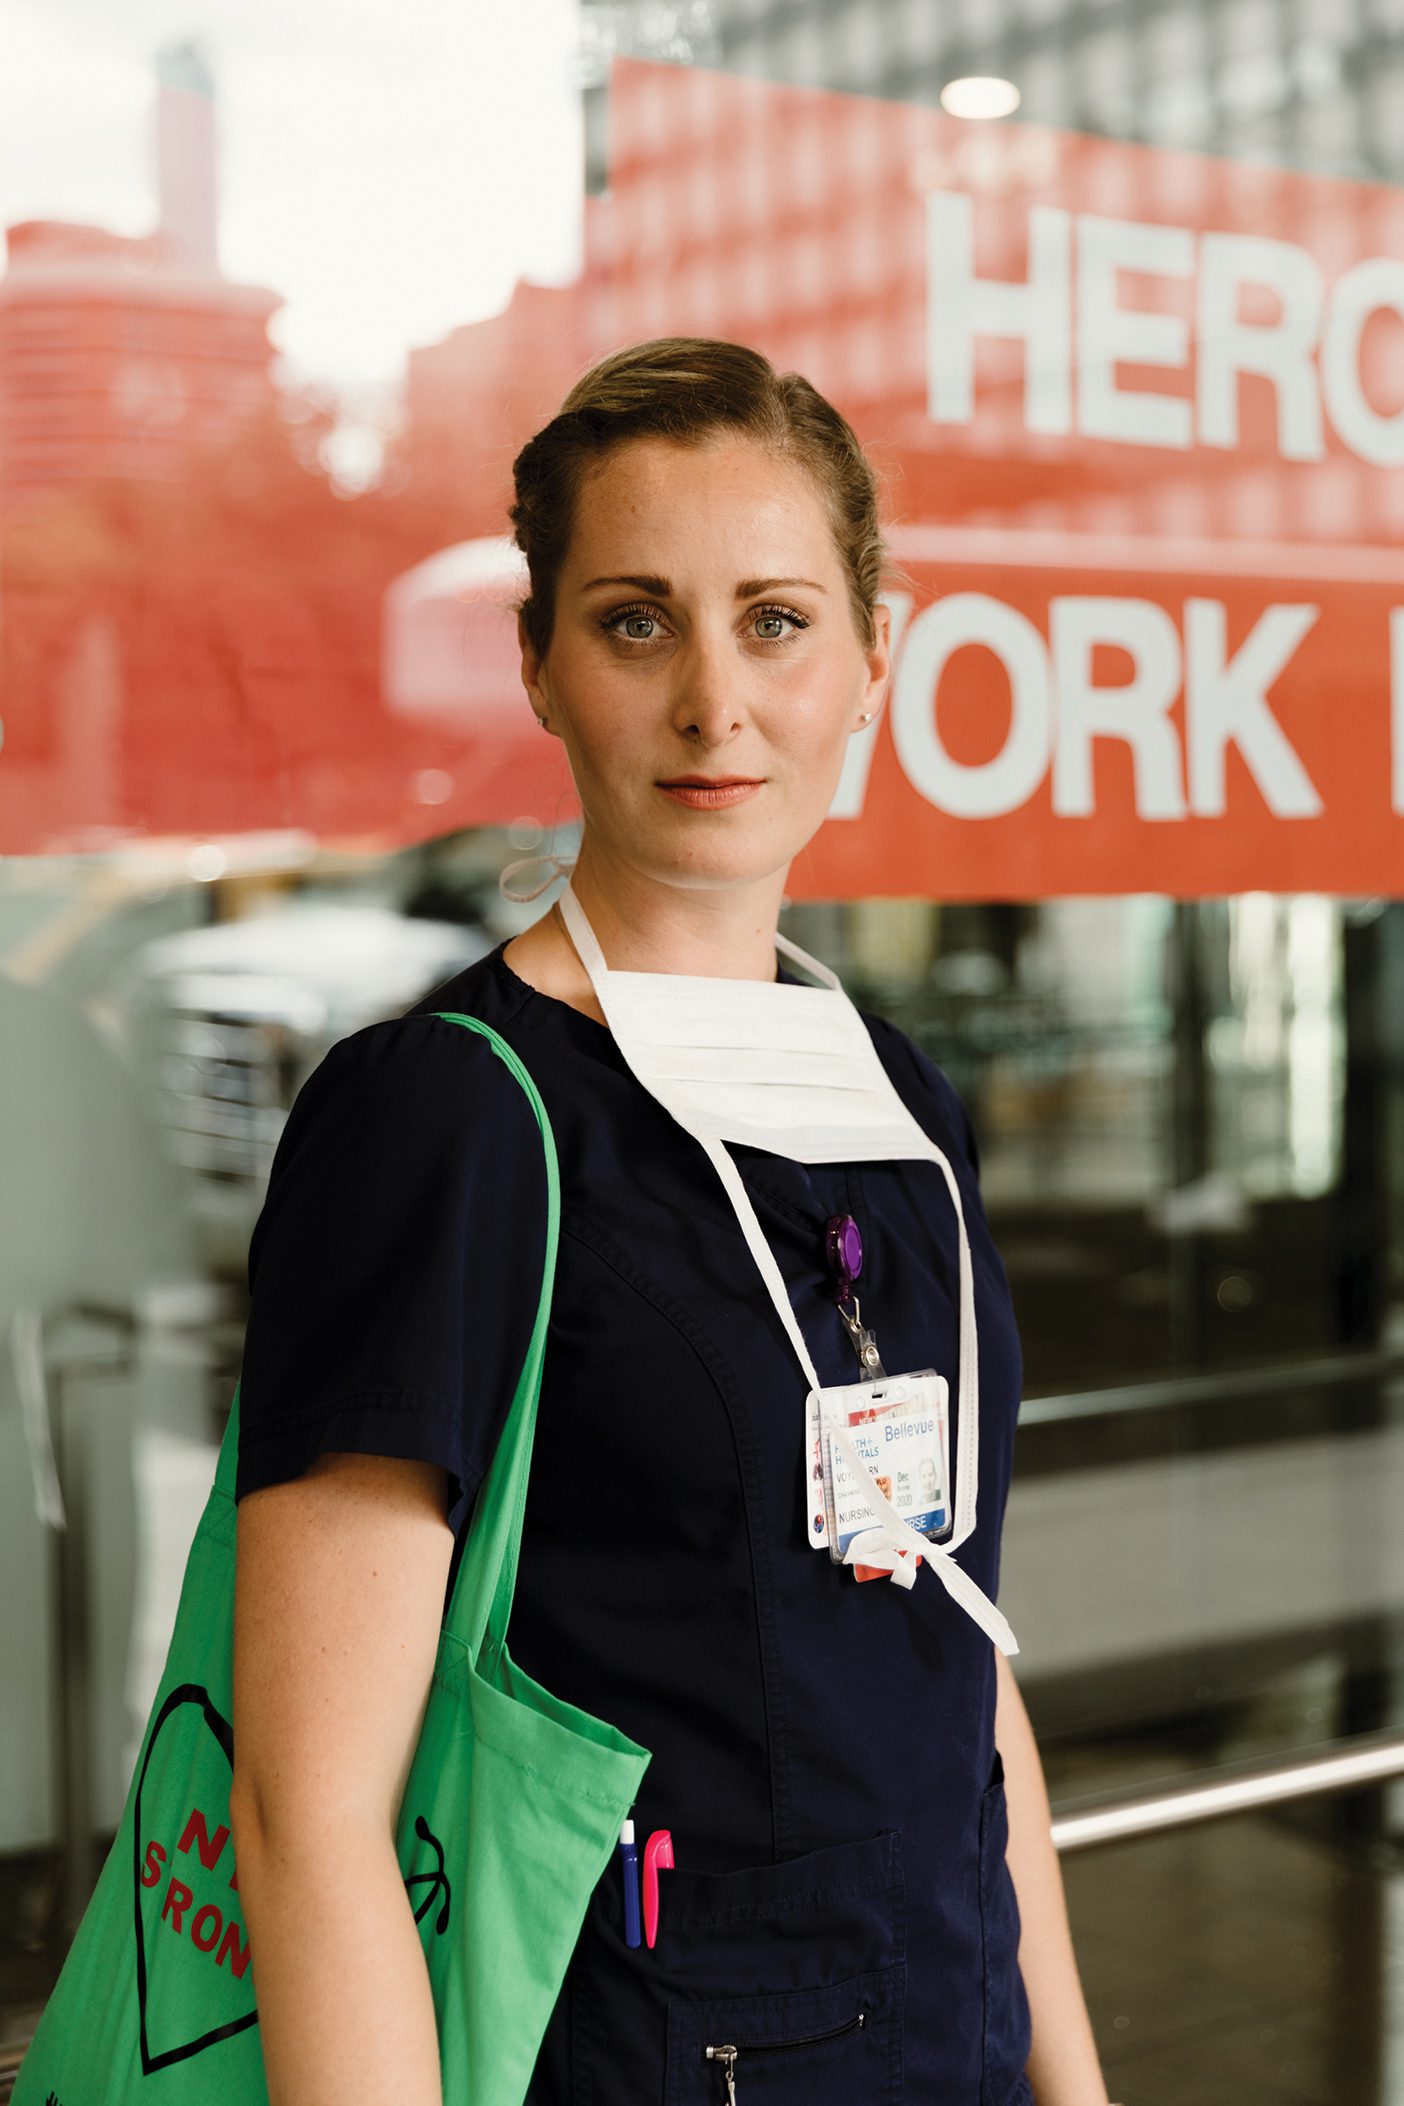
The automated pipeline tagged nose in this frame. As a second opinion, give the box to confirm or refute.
[669,621,743,744]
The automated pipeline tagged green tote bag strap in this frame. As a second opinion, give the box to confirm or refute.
[209,1009,559,1665]
[204,1019,559,1676]
[428,1011,562,1664]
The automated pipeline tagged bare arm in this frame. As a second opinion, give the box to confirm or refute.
[995,1648,1116,2106]
[229,1451,456,2106]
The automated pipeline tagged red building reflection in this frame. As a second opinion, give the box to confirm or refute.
[0,43,279,509]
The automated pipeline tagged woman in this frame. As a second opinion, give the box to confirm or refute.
[230,338,1113,2105]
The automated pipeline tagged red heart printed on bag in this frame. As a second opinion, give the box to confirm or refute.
[132,1682,451,2074]
[132,1683,259,2074]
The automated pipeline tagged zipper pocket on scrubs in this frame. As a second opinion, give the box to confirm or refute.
[703,2009,867,2101]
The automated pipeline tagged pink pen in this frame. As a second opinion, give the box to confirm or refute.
[642,1829,674,1950]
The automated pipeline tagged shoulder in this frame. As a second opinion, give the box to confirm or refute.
[856,1005,983,1181]
[237,1006,551,1530]
[280,1009,539,1142]
[248,1011,549,1287]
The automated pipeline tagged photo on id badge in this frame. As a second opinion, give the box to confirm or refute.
[809,1369,953,1560]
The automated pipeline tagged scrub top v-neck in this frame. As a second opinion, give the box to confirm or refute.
[234,936,1033,2106]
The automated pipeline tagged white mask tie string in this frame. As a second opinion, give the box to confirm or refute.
[498,852,579,904]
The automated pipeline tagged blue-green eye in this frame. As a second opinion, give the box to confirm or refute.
[751,604,808,642]
[599,600,808,644]
[601,602,667,643]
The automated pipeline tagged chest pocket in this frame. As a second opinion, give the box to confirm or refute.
[659,1831,906,2106]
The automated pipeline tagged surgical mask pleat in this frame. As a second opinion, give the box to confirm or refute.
[639,1045,875,1089]
[605,983,864,1057]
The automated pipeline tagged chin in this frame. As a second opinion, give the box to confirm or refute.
[652,845,802,893]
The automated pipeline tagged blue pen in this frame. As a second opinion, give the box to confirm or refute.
[618,1818,642,1948]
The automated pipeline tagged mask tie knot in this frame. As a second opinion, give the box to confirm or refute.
[498,852,579,904]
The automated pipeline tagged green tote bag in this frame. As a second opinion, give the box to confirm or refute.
[15,1012,651,2106]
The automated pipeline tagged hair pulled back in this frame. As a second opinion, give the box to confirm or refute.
[509,337,887,656]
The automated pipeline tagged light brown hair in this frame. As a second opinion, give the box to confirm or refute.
[509,337,888,656]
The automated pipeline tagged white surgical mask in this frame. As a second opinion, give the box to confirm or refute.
[556,880,1017,1654]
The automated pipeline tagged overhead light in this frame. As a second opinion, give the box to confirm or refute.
[940,76,1021,120]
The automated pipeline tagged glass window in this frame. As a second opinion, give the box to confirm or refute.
[7,9,1404,2098]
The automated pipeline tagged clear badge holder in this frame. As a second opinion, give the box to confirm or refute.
[806,1362,954,1563]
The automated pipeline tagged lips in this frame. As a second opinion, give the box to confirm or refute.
[657,778,761,788]
[657,777,765,808]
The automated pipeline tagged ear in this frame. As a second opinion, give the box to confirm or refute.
[859,599,892,722]
[518,610,551,725]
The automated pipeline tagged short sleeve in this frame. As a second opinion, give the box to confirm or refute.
[234,1013,549,1540]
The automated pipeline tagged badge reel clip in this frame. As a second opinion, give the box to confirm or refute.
[828,1213,884,1377]
[812,1215,954,1589]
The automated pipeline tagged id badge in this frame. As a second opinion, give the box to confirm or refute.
[804,1369,951,1556]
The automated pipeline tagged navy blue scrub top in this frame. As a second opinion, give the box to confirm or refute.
[235,936,1033,2106]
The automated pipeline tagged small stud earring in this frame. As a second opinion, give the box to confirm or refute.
[858,711,873,725]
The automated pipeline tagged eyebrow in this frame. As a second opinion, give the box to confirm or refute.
[579,573,828,598]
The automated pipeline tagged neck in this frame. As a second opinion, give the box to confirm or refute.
[561,848,789,983]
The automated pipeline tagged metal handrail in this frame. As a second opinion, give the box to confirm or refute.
[1051,1727,1404,1852]
[1023,1346,1404,1430]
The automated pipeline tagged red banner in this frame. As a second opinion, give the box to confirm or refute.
[802,529,1403,899]
[3,58,1402,894]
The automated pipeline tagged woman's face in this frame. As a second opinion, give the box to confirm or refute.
[520,433,890,894]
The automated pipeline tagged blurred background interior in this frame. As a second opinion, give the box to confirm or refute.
[3,3,1404,2102]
